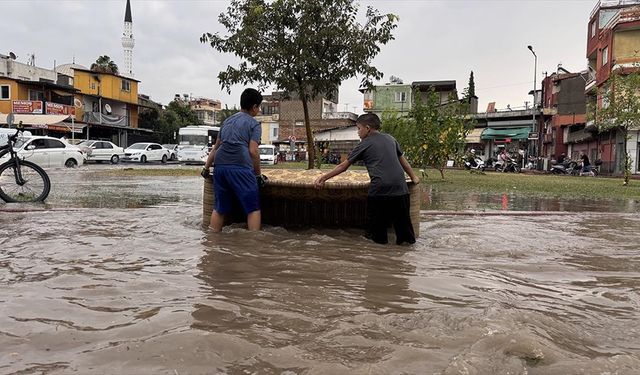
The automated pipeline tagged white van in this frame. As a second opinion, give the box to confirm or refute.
[259,144,278,165]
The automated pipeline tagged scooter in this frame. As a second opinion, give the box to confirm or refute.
[464,156,486,172]
[550,160,580,175]
[494,159,521,173]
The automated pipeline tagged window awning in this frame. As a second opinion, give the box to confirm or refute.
[0,113,69,126]
[481,127,531,140]
[465,128,484,143]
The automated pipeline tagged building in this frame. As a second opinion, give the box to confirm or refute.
[189,97,221,126]
[0,53,80,135]
[540,67,588,160]
[585,0,640,173]
[269,90,357,155]
[122,0,135,77]
[360,78,459,118]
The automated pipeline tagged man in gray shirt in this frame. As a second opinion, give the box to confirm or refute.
[314,113,420,245]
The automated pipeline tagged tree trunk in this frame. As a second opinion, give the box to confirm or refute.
[623,127,630,186]
[439,168,445,179]
[301,96,315,169]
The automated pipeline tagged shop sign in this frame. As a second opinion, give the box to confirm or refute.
[46,102,76,118]
[12,100,43,114]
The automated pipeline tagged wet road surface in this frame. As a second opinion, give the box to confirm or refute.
[1,166,639,374]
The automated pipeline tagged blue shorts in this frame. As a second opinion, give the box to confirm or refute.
[213,165,260,215]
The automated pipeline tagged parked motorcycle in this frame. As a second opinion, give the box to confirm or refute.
[464,156,486,172]
[550,160,579,175]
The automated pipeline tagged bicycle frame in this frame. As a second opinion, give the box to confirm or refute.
[0,129,27,186]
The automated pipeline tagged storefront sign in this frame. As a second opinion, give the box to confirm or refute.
[528,132,539,140]
[12,100,43,114]
[46,102,76,118]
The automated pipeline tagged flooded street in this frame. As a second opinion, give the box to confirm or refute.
[1,167,640,374]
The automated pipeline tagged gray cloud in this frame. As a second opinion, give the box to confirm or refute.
[1,0,595,112]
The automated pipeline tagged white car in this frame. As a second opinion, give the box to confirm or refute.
[161,144,178,161]
[177,146,209,165]
[0,136,85,168]
[77,140,125,164]
[123,142,170,163]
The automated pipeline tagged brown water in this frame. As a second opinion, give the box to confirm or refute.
[1,169,639,374]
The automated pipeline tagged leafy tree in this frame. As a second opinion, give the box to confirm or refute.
[383,89,470,179]
[90,55,119,74]
[166,100,199,125]
[462,71,475,101]
[201,0,398,168]
[595,68,640,186]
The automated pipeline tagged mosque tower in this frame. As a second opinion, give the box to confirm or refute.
[121,0,135,77]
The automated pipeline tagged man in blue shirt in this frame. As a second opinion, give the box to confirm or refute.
[203,88,263,231]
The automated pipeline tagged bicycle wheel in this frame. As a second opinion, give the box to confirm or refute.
[0,159,51,202]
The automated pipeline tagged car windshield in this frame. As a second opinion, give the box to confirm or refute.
[162,144,175,149]
[259,148,274,155]
[13,138,29,149]
[77,141,93,147]
[128,143,148,150]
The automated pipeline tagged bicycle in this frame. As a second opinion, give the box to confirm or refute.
[0,128,51,202]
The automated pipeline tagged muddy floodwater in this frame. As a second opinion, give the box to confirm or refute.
[1,167,639,374]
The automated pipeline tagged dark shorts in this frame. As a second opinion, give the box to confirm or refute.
[366,194,416,245]
[213,165,260,215]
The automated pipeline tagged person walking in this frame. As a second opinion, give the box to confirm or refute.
[314,113,420,245]
[202,88,264,232]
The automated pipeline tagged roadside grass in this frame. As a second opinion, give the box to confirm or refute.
[424,169,640,200]
[102,164,640,200]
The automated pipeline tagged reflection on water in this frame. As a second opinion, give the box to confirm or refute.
[1,201,639,374]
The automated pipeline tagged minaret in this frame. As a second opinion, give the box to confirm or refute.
[121,0,134,77]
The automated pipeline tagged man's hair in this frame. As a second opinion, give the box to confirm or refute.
[240,88,263,110]
[356,113,381,130]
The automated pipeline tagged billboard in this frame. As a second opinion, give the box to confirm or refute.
[45,102,76,118]
[12,100,43,114]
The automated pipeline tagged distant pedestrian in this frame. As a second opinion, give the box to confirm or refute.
[314,113,419,245]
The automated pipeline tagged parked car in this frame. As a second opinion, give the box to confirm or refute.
[161,144,178,161]
[0,135,85,168]
[123,142,170,163]
[77,140,125,164]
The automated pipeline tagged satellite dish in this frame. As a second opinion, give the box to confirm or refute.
[104,103,112,114]
[9,52,17,60]
[74,98,82,108]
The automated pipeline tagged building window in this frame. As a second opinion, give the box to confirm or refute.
[0,85,9,100]
[271,124,279,140]
[28,90,44,101]
[602,46,608,65]
[591,21,596,38]
[395,91,406,103]
[121,80,131,92]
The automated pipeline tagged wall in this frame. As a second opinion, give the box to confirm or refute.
[0,78,18,114]
[613,28,640,64]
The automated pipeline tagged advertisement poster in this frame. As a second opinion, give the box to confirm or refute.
[12,100,43,114]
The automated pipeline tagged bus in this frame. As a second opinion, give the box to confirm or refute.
[176,125,220,164]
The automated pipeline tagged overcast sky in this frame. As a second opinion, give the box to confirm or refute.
[2,0,596,113]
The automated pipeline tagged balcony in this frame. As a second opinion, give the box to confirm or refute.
[83,111,129,126]
[321,112,358,121]
[566,128,595,144]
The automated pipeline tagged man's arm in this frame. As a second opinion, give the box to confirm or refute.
[204,137,221,170]
[399,155,419,184]
[314,159,352,189]
[249,140,261,175]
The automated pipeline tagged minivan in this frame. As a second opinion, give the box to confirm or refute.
[259,144,278,165]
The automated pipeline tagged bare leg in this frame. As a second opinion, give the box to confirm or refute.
[209,210,225,232]
[246,210,261,231]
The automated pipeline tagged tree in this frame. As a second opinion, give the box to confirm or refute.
[90,55,119,74]
[382,89,470,179]
[595,68,640,186]
[462,71,475,101]
[166,100,199,125]
[201,0,398,168]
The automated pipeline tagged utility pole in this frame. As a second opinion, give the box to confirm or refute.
[527,45,538,158]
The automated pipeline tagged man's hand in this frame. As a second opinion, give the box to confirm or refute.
[411,175,420,185]
[256,174,268,188]
[201,167,211,179]
[314,176,325,189]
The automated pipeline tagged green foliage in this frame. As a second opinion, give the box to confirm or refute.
[382,89,470,179]
[138,101,200,144]
[462,71,475,101]
[201,0,398,168]
[595,69,640,185]
[90,55,119,74]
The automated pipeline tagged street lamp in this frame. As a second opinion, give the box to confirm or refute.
[527,45,538,158]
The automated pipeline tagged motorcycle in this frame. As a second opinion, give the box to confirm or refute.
[550,160,579,175]
[464,156,486,172]
[494,159,521,173]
